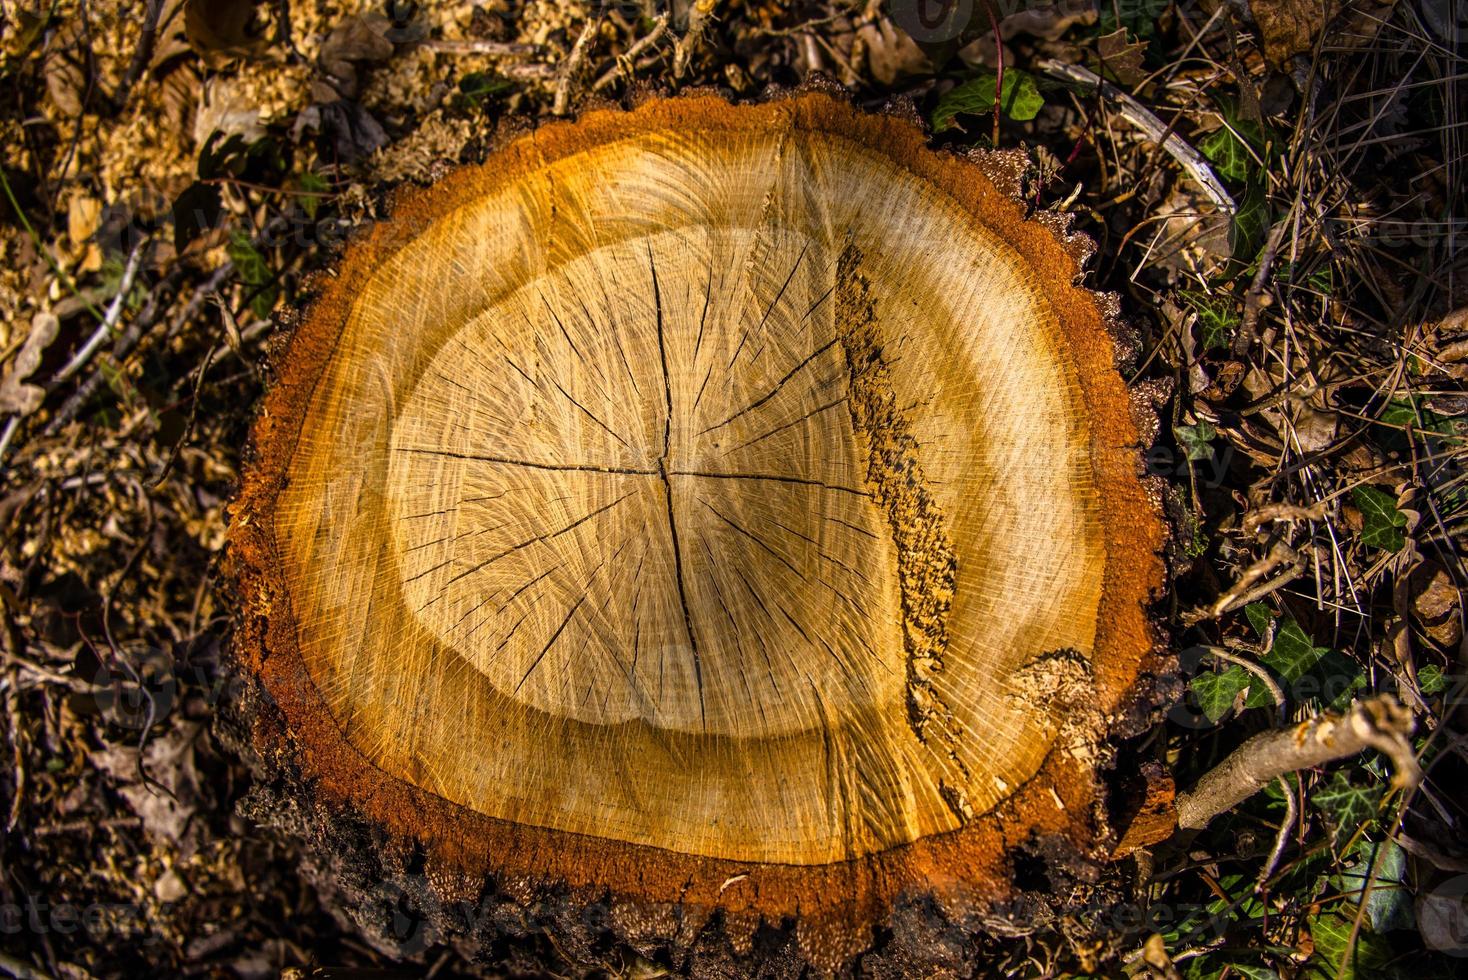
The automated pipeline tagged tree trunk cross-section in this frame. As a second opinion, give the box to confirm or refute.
[228,91,1168,971]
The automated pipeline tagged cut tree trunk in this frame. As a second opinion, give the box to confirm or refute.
[226,88,1169,975]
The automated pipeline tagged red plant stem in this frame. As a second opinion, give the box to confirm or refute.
[988,3,1003,145]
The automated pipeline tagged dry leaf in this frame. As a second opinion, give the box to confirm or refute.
[194,77,266,146]
[0,313,60,416]
[1249,0,1397,67]
[1250,0,1332,67]
[184,0,265,66]
[1095,28,1147,88]
[43,19,87,118]
[318,14,397,99]
[89,722,205,854]
[959,2,1097,67]
[856,19,929,85]
[67,194,102,248]
[160,63,202,135]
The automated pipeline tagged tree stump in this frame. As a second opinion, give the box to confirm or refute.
[228,90,1168,973]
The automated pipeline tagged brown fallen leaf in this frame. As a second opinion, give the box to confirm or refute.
[1094,28,1147,88]
[1251,0,1333,67]
[1408,561,1463,646]
[856,18,930,85]
[88,721,206,855]
[318,14,397,100]
[1251,0,1400,67]
[43,16,87,118]
[0,313,59,416]
[184,0,266,67]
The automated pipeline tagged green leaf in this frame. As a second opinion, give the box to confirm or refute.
[1418,664,1446,695]
[296,171,331,221]
[1174,420,1218,462]
[1182,957,1224,980]
[1201,125,1254,182]
[1352,485,1407,552]
[931,69,1045,133]
[451,71,514,111]
[1379,397,1460,438]
[1307,650,1368,712]
[1307,912,1395,979]
[1097,0,1168,38]
[1312,772,1383,849]
[1245,603,1274,639]
[1338,839,1414,933]
[998,69,1045,121]
[1230,965,1281,980]
[1244,618,1328,708]
[1180,290,1240,350]
[1230,180,1271,261]
[226,230,277,320]
[1191,665,1251,723]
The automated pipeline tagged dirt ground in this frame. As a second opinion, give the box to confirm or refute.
[0,1,1465,977]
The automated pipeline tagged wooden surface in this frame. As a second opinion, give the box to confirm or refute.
[231,91,1166,965]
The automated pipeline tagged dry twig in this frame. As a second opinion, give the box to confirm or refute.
[1175,696,1420,830]
[1038,59,1236,213]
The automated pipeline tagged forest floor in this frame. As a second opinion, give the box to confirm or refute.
[0,1,1465,977]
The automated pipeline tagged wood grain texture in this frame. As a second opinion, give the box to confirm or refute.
[228,90,1168,970]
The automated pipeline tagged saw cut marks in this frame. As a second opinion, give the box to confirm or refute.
[387,228,905,739]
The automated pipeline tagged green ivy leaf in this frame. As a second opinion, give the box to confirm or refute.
[1312,772,1383,849]
[1174,420,1218,462]
[1191,665,1251,723]
[1180,290,1240,350]
[931,69,1045,133]
[1244,618,1328,708]
[1352,485,1407,552]
[1338,839,1414,933]
[1418,664,1446,695]
[226,230,277,320]
[1201,126,1254,182]
[1307,912,1395,979]
[1306,650,1368,712]
[1244,603,1274,638]
[296,171,331,221]
[1229,965,1281,980]
[1230,180,1271,260]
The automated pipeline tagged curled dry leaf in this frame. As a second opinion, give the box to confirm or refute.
[184,0,266,67]
[1094,29,1147,88]
[958,2,1098,68]
[0,313,60,416]
[1408,561,1463,647]
[855,18,929,85]
[1249,0,1400,68]
[194,77,266,146]
[318,14,397,100]
[43,15,89,118]
[88,722,206,854]
[1249,0,1330,68]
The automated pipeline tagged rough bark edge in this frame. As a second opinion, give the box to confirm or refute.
[223,85,1172,975]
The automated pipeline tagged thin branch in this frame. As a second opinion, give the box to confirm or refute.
[673,0,719,80]
[553,13,602,116]
[1037,59,1236,214]
[1175,696,1420,831]
[592,13,670,92]
[420,38,536,56]
[1258,775,1297,890]
[50,239,146,385]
